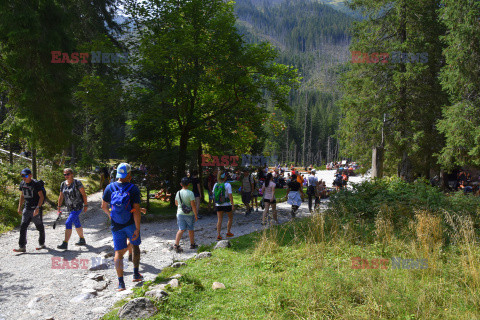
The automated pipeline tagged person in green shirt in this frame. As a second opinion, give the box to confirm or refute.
[173,177,198,253]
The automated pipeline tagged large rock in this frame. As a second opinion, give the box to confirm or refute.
[70,292,96,303]
[212,282,226,290]
[171,262,186,268]
[117,297,157,319]
[195,252,212,260]
[214,240,231,250]
[168,279,179,288]
[145,289,168,300]
[88,273,105,281]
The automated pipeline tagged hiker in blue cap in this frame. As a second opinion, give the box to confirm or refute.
[101,163,143,291]
[14,168,46,252]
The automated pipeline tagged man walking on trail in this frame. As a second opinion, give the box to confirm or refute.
[101,163,143,291]
[57,168,89,250]
[307,169,319,213]
[241,168,254,215]
[14,168,45,252]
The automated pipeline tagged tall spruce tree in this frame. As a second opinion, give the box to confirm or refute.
[339,0,448,179]
[437,0,480,169]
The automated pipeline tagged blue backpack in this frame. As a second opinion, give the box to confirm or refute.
[110,183,134,224]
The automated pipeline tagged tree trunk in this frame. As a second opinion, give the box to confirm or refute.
[372,146,384,179]
[32,148,37,179]
[197,144,205,203]
[172,128,190,206]
[9,142,13,165]
[302,92,308,167]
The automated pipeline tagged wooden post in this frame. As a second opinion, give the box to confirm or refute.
[371,146,384,178]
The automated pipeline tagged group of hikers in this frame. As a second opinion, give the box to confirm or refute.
[13,163,328,291]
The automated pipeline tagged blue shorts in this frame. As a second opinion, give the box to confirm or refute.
[177,214,194,231]
[65,210,82,229]
[111,224,141,251]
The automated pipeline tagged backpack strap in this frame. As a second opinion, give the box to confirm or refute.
[178,191,183,205]
[124,183,134,193]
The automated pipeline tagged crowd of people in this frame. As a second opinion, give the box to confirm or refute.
[12,163,332,292]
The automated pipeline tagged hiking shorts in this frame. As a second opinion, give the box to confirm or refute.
[216,205,232,213]
[65,210,82,229]
[177,214,195,231]
[111,224,141,251]
[241,191,252,205]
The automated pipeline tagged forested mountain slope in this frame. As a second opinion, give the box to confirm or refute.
[234,0,354,165]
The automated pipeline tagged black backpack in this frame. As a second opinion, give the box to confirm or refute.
[34,179,48,202]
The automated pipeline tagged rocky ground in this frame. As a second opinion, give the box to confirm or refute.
[0,170,365,320]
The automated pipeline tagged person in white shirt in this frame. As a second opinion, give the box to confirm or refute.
[212,169,235,241]
[261,172,277,225]
[307,169,319,212]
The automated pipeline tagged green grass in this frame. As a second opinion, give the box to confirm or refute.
[102,214,480,320]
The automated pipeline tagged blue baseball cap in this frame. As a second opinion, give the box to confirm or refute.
[21,168,32,176]
[116,163,131,179]
[181,177,190,185]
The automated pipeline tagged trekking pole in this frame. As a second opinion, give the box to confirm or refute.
[53,210,63,229]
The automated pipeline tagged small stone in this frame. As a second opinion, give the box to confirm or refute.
[152,283,168,291]
[92,307,107,314]
[93,281,108,291]
[29,310,41,316]
[89,262,110,271]
[117,297,157,319]
[103,252,114,259]
[171,262,186,268]
[214,240,231,250]
[81,288,98,296]
[144,289,168,300]
[195,252,212,260]
[212,282,226,290]
[44,316,54,320]
[168,279,179,288]
[88,273,105,281]
[70,292,96,303]
[27,297,41,308]
[170,274,182,279]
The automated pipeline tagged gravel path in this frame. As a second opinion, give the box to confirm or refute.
[0,170,365,320]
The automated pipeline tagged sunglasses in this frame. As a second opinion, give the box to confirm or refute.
[21,174,29,178]
[64,173,71,176]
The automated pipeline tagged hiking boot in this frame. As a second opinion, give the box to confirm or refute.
[13,247,26,253]
[245,209,251,216]
[173,244,183,253]
[226,232,234,237]
[36,245,47,250]
[75,238,86,246]
[190,243,198,249]
[255,208,259,212]
[117,283,126,292]
[216,235,222,241]
[133,273,144,282]
[57,241,68,250]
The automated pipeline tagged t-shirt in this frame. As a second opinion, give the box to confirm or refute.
[175,189,195,215]
[307,174,318,187]
[60,179,84,211]
[212,182,232,206]
[191,177,200,197]
[241,175,254,193]
[19,180,42,210]
[288,181,301,192]
[263,181,276,200]
[103,182,141,231]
